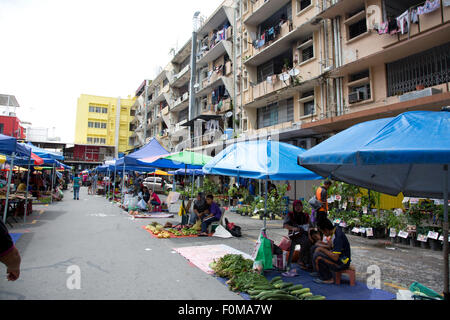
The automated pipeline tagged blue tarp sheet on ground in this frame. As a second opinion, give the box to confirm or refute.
[203,140,322,181]
[298,111,450,198]
[115,138,169,167]
[215,265,395,300]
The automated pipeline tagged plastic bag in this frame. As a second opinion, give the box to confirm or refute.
[137,199,148,210]
[212,225,233,238]
[192,219,202,231]
[253,232,273,270]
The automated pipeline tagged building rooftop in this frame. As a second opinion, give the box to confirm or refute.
[0,94,20,108]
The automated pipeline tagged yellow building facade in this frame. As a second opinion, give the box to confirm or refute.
[75,94,136,154]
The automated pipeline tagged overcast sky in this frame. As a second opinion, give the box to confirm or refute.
[0,0,222,143]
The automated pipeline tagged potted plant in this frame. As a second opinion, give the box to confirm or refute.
[416,226,430,249]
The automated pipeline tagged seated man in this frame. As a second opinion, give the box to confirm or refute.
[312,218,351,284]
[189,192,209,225]
[198,195,222,237]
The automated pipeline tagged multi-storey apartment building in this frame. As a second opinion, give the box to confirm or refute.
[299,0,450,139]
[130,0,450,155]
[75,94,136,156]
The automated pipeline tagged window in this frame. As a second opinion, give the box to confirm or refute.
[163,78,169,87]
[348,18,367,40]
[304,100,315,116]
[243,0,248,13]
[0,124,3,134]
[101,123,107,129]
[87,137,93,143]
[243,70,248,91]
[102,108,108,114]
[257,98,293,129]
[95,107,101,113]
[297,0,311,13]
[89,106,95,113]
[243,31,248,52]
[257,50,292,83]
[348,69,371,104]
[298,35,314,63]
[100,138,106,144]
[88,122,94,128]
[300,90,315,116]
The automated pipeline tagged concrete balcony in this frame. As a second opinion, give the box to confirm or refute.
[244,19,322,67]
[197,40,233,68]
[196,72,234,98]
[318,0,365,19]
[253,75,292,101]
[172,64,190,88]
[172,92,189,113]
[244,0,291,26]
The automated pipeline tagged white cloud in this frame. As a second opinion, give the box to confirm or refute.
[0,0,223,142]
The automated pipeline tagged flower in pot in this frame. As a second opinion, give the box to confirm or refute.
[416,84,425,90]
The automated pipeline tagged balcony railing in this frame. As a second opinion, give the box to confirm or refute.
[253,74,292,100]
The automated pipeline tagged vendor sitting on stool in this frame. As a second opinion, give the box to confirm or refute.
[282,200,312,277]
[312,218,351,284]
[189,192,209,225]
[198,195,222,237]
[147,189,161,212]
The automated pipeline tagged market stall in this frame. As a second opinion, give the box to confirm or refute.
[0,134,32,224]
[203,139,322,231]
[298,110,450,300]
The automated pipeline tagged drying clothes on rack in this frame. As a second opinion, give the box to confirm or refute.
[417,0,441,15]
[411,9,419,24]
[396,10,410,35]
[377,21,389,34]
[388,18,399,34]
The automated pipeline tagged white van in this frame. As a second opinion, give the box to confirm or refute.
[143,176,172,193]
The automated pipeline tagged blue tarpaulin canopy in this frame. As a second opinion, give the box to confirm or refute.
[298,110,450,299]
[168,169,205,176]
[203,140,322,181]
[298,111,450,199]
[0,134,31,158]
[24,142,64,161]
[115,138,169,167]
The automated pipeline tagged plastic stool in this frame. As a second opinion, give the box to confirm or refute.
[335,265,356,286]
[151,205,162,212]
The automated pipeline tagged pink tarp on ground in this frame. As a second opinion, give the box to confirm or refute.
[173,244,253,275]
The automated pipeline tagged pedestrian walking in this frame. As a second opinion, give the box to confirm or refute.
[72,173,81,200]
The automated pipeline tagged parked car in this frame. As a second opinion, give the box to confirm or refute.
[143,176,172,193]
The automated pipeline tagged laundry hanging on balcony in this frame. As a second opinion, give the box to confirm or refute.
[417,0,440,15]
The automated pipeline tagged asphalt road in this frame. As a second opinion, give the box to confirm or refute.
[1,188,446,299]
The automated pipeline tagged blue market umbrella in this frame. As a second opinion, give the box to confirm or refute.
[204,139,322,230]
[298,110,450,299]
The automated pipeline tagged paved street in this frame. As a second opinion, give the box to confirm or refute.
[0,188,445,299]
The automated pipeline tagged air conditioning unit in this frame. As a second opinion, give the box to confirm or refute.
[348,89,367,104]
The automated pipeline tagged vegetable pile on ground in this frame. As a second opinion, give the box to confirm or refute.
[210,254,254,278]
[210,254,326,300]
[145,222,200,237]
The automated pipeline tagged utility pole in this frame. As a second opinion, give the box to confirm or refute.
[189,12,201,149]
[143,80,149,146]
